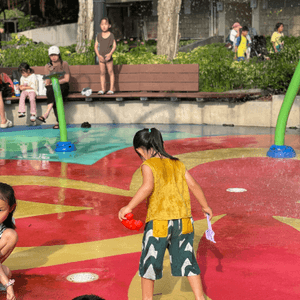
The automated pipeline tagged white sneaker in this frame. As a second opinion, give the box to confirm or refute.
[0,119,13,129]
[30,115,36,122]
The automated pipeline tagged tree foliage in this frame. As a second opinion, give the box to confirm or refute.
[0,0,79,27]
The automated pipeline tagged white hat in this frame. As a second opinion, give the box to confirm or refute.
[48,46,60,56]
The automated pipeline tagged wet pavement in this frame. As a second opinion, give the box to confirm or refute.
[0,124,300,300]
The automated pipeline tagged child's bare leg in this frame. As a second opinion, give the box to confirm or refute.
[2,265,12,279]
[0,229,18,263]
[187,275,206,300]
[141,277,154,300]
[106,60,115,91]
[0,230,18,299]
[0,264,15,300]
[0,93,7,124]
[43,103,54,119]
[99,62,106,92]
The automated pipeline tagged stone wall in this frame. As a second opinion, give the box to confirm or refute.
[259,1,300,36]
[179,14,210,39]
[225,1,252,32]
[124,13,210,40]
[18,23,77,46]
[4,96,300,128]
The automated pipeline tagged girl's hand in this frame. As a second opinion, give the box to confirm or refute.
[105,54,111,61]
[98,55,105,63]
[118,206,132,221]
[202,206,213,221]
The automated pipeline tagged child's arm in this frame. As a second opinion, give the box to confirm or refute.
[185,170,213,220]
[94,40,105,63]
[272,41,277,52]
[118,165,154,221]
[105,40,117,61]
[44,64,51,86]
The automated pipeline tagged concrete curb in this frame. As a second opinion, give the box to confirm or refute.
[3,95,299,128]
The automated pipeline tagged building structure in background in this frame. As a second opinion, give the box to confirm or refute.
[106,0,300,41]
[18,0,300,46]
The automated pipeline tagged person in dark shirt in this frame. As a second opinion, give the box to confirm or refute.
[94,17,116,95]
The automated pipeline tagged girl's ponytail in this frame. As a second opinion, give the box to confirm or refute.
[133,128,178,160]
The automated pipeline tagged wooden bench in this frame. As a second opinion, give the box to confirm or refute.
[0,64,261,102]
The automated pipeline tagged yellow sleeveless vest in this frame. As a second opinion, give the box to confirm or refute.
[141,158,192,223]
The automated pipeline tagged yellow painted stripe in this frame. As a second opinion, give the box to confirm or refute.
[6,215,226,273]
[0,175,132,197]
[273,216,300,231]
[14,200,93,219]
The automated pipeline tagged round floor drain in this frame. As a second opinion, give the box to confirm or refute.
[226,188,247,193]
[67,272,99,283]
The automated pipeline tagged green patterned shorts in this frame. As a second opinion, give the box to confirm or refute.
[139,218,200,280]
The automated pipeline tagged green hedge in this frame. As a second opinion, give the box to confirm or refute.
[0,34,299,93]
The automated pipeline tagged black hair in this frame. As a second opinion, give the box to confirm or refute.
[100,17,110,25]
[72,295,105,300]
[275,22,284,30]
[133,128,178,160]
[48,53,63,66]
[18,62,33,74]
[242,26,249,32]
[0,183,17,230]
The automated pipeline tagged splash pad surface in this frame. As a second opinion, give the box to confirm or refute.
[1,124,300,299]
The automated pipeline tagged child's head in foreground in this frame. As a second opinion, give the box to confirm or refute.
[72,295,105,300]
[133,128,178,161]
[0,182,17,229]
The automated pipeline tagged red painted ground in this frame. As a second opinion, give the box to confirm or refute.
[1,134,300,299]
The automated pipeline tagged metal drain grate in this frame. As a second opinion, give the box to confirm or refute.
[226,188,247,193]
[67,272,99,283]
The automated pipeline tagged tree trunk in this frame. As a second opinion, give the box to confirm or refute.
[28,0,31,16]
[54,0,63,10]
[157,0,182,61]
[40,0,46,19]
[76,0,94,53]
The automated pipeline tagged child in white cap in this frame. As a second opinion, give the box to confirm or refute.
[228,22,242,51]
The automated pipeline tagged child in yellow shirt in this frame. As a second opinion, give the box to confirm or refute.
[119,128,212,300]
[271,23,284,53]
[235,26,250,61]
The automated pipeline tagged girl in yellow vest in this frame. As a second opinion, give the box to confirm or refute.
[119,128,213,300]
[235,26,250,61]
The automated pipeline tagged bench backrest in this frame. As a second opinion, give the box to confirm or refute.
[0,64,199,92]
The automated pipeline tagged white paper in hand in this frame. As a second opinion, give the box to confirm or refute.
[205,214,216,243]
